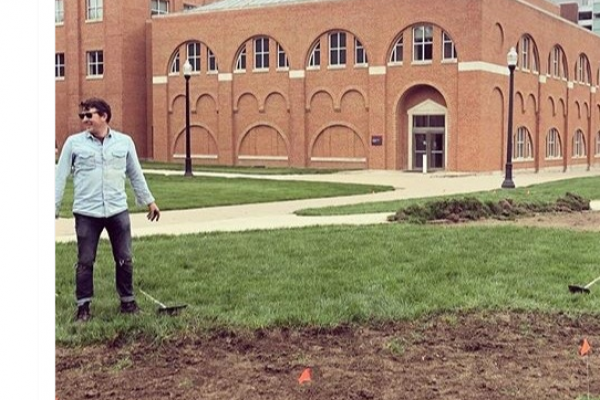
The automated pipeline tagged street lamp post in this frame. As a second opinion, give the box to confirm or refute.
[183,60,193,177]
[501,46,518,189]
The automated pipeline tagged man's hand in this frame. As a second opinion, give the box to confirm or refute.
[147,202,160,222]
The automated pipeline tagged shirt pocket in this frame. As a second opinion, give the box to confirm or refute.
[109,150,127,170]
[74,151,95,170]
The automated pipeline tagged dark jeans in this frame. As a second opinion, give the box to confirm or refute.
[74,210,135,306]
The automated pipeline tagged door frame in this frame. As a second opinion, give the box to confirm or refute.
[407,99,448,171]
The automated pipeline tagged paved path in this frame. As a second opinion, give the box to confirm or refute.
[55,168,600,243]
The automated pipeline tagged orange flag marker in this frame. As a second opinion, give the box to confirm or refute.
[298,367,312,384]
[579,338,591,356]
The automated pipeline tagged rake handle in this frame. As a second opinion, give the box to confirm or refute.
[139,289,167,308]
[585,275,600,289]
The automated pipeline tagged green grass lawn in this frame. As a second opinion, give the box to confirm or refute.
[56,223,599,345]
[57,173,393,216]
[56,175,600,345]
[56,175,600,346]
[141,160,348,175]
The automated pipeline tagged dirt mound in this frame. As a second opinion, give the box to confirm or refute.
[388,192,590,224]
[55,312,600,400]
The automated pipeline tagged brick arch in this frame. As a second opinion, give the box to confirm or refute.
[304,28,369,67]
[164,40,219,76]
[385,22,461,66]
[234,92,260,113]
[396,84,448,171]
[234,90,290,113]
[308,122,366,164]
[236,122,290,161]
[232,34,290,73]
[547,96,556,117]
[339,87,369,112]
[306,88,335,111]
[172,124,218,159]
[493,23,505,53]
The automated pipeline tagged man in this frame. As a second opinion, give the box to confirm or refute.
[55,97,160,322]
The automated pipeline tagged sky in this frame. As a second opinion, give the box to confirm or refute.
[1,1,55,398]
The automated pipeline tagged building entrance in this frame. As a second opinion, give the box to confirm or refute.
[412,115,445,171]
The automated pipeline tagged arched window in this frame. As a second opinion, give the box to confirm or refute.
[442,31,457,61]
[355,38,368,66]
[575,54,591,84]
[308,42,320,69]
[548,45,567,80]
[170,51,180,74]
[514,127,533,160]
[572,129,587,158]
[545,128,562,159]
[306,31,368,71]
[389,34,403,64]
[235,48,246,72]
[169,41,218,75]
[517,35,539,73]
[595,131,600,156]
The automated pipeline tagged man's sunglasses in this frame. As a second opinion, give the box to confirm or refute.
[78,111,101,120]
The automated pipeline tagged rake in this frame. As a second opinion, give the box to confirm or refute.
[568,274,600,294]
[139,289,188,315]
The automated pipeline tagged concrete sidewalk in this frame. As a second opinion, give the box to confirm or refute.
[55,168,600,243]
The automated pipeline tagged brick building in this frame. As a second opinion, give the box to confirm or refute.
[57,0,600,172]
[55,0,214,157]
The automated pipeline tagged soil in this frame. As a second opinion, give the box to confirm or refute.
[56,212,600,400]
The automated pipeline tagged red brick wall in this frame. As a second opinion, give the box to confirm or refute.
[57,0,600,172]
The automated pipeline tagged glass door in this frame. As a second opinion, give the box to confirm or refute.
[412,115,445,171]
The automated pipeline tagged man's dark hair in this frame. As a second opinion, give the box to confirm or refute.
[80,97,112,122]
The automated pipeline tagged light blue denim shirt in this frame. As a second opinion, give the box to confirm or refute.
[55,129,155,218]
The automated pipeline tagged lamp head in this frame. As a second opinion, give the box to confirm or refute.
[507,47,518,67]
[183,60,192,77]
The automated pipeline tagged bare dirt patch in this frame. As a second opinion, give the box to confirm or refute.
[56,312,599,400]
[460,210,600,232]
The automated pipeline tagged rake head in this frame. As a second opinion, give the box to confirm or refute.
[568,284,590,294]
[156,304,188,315]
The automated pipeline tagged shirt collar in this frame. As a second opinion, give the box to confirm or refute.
[85,127,112,140]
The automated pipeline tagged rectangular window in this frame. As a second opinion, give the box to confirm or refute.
[520,37,530,70]
[151,0,169,16]
[308,43,321,68]
[545,129,561,158]
[187,42,201,72]
[86,50,104,77]
[277,44,289,69]
[442,32,456,60]
[573,131,586,157]
[329,32,346,66]
[183,4,196,11]
[254,37,269,70]
[413,25,433,62]
[86,0,103,21]
[551,47,560,77]
[354,39,367,65]
[208,49,218,72]
[55,53,65,78]
[55,0,64,23]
